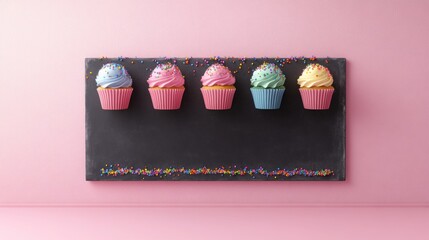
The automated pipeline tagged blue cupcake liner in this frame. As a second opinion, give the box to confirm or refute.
[250,88,285,109]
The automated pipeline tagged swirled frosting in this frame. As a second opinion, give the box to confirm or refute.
[297,64,333,88]
[201,64,235,86]
[95,63,132,88]
[250,63,285,88]
[147,63,185,88]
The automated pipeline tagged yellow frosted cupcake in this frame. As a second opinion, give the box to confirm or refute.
[297,64,334,110]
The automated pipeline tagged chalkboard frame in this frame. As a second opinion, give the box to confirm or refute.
[85,57,346,181]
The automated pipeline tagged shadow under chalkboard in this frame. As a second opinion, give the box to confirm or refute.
[85,57,345,181]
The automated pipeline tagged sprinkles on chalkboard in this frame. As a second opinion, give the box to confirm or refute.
[100,165,334,178]
[85,57,344,180]
[93,56,332,76]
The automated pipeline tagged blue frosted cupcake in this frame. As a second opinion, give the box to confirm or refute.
[250,63,286,109]
[96,63,133,110]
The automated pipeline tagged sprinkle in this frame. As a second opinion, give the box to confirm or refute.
[100,165,334,179]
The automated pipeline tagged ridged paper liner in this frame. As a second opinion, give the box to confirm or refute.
[200,88,236,110]
[148,88,185,110]
[97,88,133,110]
[250,88,285,110]
[299,88,334,110]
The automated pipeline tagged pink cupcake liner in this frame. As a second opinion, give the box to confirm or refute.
[148,88,185,110]
[201,88,236,110]
[299,88,334,110]
[97,88,133,110]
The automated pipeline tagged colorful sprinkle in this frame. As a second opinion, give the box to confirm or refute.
[100,165,334,178]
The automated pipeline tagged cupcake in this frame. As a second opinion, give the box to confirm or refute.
[147,62,185,110]
[297,64,334,110]
[250,63,286,109]
[95,63,133,110]
[200,63,236,110]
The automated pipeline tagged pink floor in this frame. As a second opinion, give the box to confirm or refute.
[1,207,428,239]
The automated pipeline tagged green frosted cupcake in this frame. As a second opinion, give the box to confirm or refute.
[250,63,286,109]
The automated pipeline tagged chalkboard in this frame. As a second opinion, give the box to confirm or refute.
[85,57,346,181]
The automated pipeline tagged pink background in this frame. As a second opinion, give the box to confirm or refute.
[1,0,428,238]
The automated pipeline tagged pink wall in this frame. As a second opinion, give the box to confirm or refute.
[1,0,428,207]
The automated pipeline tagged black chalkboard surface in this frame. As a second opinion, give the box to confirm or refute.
[85,57,345,181]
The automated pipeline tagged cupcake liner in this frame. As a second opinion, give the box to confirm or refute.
[148,88,185,110]
[299,88,334,110]
[97,88,133,110]
[250,88,285,110]
[201,88,236,110]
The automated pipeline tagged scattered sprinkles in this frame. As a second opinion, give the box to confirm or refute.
[96,63,128,80]
[252,62,283,79]
[100,164,334,179]
[255,62,281,72]
[302,63,332,78]
[204,63,232,77]
[148,62,177,78]
[88,57,339,180]
[89,56,333,81]
[87,56,334,85]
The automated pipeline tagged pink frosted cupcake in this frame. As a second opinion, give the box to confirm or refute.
[298,64,334,110]
[95,63,133,110]
[200,63,236,110]
[147,62,185,110]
